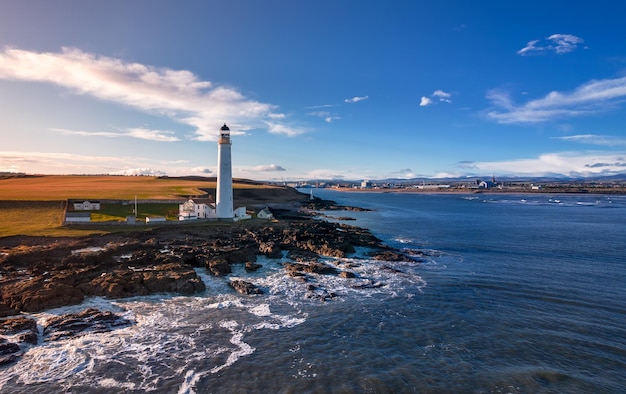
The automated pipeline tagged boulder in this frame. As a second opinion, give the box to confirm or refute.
[43,308,132,342]
[283,261,338,275]
[0,342,21,365]
[258,241,282,258]
[230,279,263,295]
[0,302,19,317]
[0,316,40,365]
[245,261,262,272]
[370,250,415,262]
[206,258,232,276]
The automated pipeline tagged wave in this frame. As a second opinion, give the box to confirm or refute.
[0,248,437,393]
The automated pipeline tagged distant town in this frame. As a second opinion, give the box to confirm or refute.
[278,176,626,194]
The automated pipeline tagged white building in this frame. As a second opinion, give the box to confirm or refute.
[257,207,274,220]
[178,198,250,221]
[73,200,101,210]
[234,207,251,221]
[146,216,167,224]
[179,198,216,220]
[65,212,91,223]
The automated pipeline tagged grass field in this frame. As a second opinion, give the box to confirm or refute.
[0,175,277,237]
[92,203,180,222]
[0,200,109,237]
[0,175,267,200]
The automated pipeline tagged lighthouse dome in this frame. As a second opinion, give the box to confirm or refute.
[220,124,230,132]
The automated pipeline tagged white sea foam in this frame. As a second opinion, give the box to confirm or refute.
[99,378,136,390]
[0,237,447,393]
[249,303,272,317]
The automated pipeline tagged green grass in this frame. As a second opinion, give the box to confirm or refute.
[91,203,179,222]
[0,201,108,237]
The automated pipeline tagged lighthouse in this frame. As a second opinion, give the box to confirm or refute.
[216,123,234,219]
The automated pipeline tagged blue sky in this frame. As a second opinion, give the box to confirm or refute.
[1,1,626,180]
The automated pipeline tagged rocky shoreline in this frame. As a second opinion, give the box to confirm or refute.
[0,197,418,365]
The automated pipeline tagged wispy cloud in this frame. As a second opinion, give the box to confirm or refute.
[189,167,212,174]
[554,134,626,147]
[458,151,626,177]
[433,90,452,103]
[110,167,167,176]
[486,76,626,124]
[0,46,304,141]
[251,164,286,172]
[420,90,452,106]
[0,150,145,174]
[307,110,341,123]
[51,127,180,142]
[344,95,368,103]
[264,121,308,137]
[518,34,584,55]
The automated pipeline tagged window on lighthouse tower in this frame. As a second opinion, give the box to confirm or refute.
[220,124,230,139]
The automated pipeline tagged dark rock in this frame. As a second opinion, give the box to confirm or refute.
[0,302,19,317]
[283,262,339,275]
[286,249,319,262]
[370,250,415,262]
[339,271,356,278]
[230,279,263,295]
[222,247,257,264]
[0,316,39,347]
[206,258,232,276]
[0,342,22,365]
[352,280,386,289]
[43,308,132,342]
[258,241,282,258]
[245,261,262,272]
[0,316,38,335]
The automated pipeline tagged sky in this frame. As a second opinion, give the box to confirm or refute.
[1,0,626,180]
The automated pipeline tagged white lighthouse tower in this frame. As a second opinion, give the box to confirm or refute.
[216,123,234,219]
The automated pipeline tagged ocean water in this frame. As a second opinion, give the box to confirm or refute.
[1,190,625,393]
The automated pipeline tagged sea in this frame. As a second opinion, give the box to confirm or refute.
[1,190,625,393]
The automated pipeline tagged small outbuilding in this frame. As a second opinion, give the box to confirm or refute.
[65,212,91,223]
[233,207,251,221]
[257,207,274,220]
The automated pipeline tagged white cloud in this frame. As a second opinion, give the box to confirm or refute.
[420,90,452,106]
[307,110,341,123]
[267,113,286,119]
[461,151,626,177]
[0,47,304,141]
[517,34,584,55]
[554,134,626,147]
[0,150,146,174]
[433,90,452,102]
[51,127,180,142]
[486,76,626,124]
[251,164,286,172]
[189,167,213,174]
[419,96,432,106]
[110,167,167,176]
[264,121,308,137]
[306,104,336,109]
[344,95,368,103]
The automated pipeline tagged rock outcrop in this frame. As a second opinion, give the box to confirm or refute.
[0,316,39,365]
[0,201,414,313]
[230,279,263,295]
[43,308,132,342]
